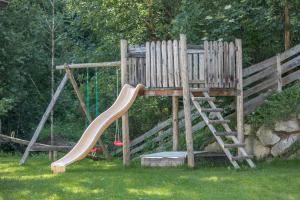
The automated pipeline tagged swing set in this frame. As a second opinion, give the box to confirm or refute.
[20,61,121,164]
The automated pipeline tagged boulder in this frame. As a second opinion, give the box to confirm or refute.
[274,119,300,132]
[271,134,300,156]
[204,141,222,153]
[244,136,255,155]
[244,124,252,136]
[256,126,280,146]
[253,139,270,160]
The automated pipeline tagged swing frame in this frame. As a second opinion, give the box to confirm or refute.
[20,63,120,164]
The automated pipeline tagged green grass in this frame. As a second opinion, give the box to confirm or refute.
[0,154,300,200]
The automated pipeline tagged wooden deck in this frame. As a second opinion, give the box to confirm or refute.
[140,151,225,167]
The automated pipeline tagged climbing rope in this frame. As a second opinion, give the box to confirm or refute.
[114,68,123,147]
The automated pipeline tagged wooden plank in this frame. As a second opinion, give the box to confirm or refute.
[204,41,209,88]
[235,39,244,154]
[281,55,300,73]
[276,54,282,92]
[188,54,193,85]
[282,69,300,86]
[180,34,194,168]
[20,74,68,164]
[162,40,168,87]
[146,42,151,87]
[143,88,237,97]
[156,41,162,87]
[193,53,199,88]
[218,41,224,88]
[127,58,132,85]
[150,41,156,87]
[243,56,277,77]
[56,61,120,70]
[173,40,181,87]
[172,96,179,151]
[244,77,277,98]
[243,65,276,87]
[199,52,205,82]
[168,40,175,87]
[280,43,300,61]
[209,41,214,87]
[229,42,235,88]
[244,89,275,115]
[223,42,229,87]
[121,39,130,166]
[213,41,218,87]
[0,134,72,151]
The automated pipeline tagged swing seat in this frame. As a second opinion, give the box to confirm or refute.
[113,140,123,147]
[90,147,103,153]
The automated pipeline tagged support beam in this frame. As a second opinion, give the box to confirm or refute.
[180,34,195,168]
[276,54,282,92]
[121,39,130,166]
[64,65,111,160]
[172,96,179,151]
[20,74,68,165]
[56,61,120,70]
[235,39,244,155]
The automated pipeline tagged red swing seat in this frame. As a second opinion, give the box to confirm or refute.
[113,140,123,147]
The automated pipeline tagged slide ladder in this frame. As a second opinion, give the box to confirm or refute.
[191,92,255,169]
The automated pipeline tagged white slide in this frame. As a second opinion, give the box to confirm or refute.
[51,84,144,173]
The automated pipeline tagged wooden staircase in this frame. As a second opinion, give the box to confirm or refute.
[191,92,256,169]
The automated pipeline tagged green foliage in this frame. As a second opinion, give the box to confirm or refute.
[247,82,300,129]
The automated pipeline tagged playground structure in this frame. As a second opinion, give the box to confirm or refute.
[20,35,299,172]
[19,33,265,172]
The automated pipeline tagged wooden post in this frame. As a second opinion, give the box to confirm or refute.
[20,74,68,165]
[121,39,130,166]
[64,65,111,160]
[172,96,179,151]
[235,39,244,155]
[179,34,194,168]
[276,54,282,92]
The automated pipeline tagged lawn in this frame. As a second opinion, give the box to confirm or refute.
[0,154,299,200]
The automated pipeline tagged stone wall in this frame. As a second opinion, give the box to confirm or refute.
[204,114,300,160]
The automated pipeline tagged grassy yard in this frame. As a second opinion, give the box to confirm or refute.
[0,154,300,200]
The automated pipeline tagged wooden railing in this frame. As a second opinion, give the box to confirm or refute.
[115,43,300,158]
[127,40,238,89]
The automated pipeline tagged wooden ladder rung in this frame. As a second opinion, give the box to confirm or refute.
[201,108,223,112]
[192,97,216,102]
[208,120,230,124]
[215,131,238,136]
[224,143,245,148]
[232,155,253,161]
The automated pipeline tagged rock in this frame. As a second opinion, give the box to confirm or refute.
[204,142,222,153]
[253,139,270,160]
[271,134,300,156]
[244,136,255,155]
[256,126,280,146]
[274,119,300,132]
[244,124,252,136]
